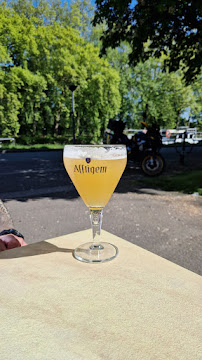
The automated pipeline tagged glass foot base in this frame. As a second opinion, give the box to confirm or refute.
[73,242,118,263]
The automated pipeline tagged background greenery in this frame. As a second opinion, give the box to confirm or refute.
[136,170,202,196]
[0,0,201,144]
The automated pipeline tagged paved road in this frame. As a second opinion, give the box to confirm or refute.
[1,146,202,196]
[0,147,202,275]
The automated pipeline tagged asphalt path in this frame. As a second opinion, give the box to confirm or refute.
[0,147,202,275]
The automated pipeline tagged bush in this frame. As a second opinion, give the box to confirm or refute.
[16,135,73,145]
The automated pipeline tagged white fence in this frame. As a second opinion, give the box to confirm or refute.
[124,128,202,145]
[0,138,15,148]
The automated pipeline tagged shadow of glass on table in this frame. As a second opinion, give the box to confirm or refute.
[0,240,74,259]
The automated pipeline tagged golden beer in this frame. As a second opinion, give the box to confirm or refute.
[63,145,127,263]
[64,157,126,209]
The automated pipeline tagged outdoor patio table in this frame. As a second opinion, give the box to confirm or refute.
[0,229,201,360]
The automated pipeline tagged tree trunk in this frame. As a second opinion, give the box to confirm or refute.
[54,109,60,135]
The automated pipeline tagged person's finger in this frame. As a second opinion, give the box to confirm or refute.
[6,238,21,249]
[0,239,7,251]
[14,236,27,247]
[0,234,27,249]
[1,235,21,249]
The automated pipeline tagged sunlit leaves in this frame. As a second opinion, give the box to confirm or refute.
[0,3,121,141]
[93,0,202,83]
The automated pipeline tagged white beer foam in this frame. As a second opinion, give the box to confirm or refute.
[64,145,126,160]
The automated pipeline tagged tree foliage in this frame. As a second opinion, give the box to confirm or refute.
[131,58,197,128]
[0,0,201,141]
[7,0,94,38]
[0,2,120,141]
[189,72,202,129]
[106,43,138,126]
[105,43,201,129]
[93,0,202,83]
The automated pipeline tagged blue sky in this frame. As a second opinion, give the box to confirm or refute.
[61,0,138,8]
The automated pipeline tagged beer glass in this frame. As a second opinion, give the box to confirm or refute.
[63,145,127,263]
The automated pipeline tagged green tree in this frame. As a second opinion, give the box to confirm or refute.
[189,72,202,129]
[104,43,198,129]
[76,53,121,141]
[69,0,94,39]
[131,57,196,128]
[93,0,202,83]
[106,44,139,127]
[8,0,94,37]
[0,72,21,136]
[11,67,47,136]
[0,4,121,141]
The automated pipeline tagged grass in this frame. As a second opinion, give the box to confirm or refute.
[139,170,202,195]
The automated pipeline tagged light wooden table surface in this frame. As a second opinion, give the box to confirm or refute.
[0,229,201,360]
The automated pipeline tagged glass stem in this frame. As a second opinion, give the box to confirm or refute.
[90,208,103,250]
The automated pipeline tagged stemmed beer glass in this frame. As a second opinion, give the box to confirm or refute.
[63,145,127,263]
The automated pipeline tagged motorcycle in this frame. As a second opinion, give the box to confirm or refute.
[104,119,165,176]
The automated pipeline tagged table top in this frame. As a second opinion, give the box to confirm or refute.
[0,229,201,360]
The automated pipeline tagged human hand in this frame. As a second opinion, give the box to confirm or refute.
[0,234,27,251]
